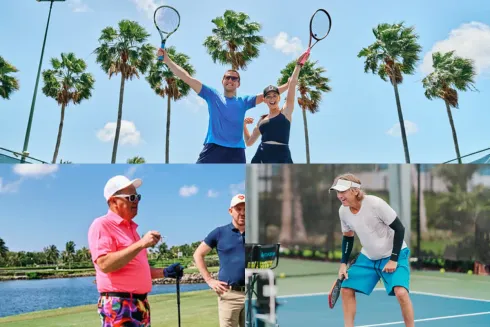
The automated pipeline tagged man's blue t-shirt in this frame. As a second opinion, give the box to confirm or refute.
[204,223,245,286]
[198,84,257,149]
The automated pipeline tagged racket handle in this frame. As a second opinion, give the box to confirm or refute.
[158,41,166,61]
[299,48,311,65]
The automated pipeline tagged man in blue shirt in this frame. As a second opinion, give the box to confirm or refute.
[193,194,246,327]
[157,48,289,163]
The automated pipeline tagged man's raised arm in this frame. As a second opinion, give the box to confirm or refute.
[157,48,202,94]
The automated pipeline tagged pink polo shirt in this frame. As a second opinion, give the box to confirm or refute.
[88,210,152,294]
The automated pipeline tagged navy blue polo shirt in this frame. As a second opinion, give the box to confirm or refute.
[204,222,245,286]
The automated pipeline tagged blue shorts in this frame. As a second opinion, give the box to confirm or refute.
[196,143,246,164]
[341,248,411,296]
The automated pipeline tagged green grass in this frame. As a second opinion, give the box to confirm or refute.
[0,290,219,327]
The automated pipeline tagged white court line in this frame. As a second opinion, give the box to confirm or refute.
[276,289,490,303]
[409,291,490,303]
[277,288,385,299]
[355,311,490,327]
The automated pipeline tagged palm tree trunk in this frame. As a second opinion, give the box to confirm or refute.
[166,95,171,164]
[52,103,66,164]
[445,100,462,164]
[302,108,311,164]
[293,186,307,243]
[112,74,126,164]
[279,165,292,245]
[391,77,410,163]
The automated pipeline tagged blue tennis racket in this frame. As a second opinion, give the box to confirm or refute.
[153,5,180,60]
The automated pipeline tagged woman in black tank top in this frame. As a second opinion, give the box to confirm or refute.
[243,50,310,163]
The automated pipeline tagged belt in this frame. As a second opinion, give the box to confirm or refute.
[100,292,147,300]
[230,285,246,292]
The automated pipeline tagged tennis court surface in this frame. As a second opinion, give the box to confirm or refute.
[248,258,490,326]
[276,290,490,326]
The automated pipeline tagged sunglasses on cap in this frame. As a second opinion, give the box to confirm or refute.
[224,75,239,81]
[112,194,141,202]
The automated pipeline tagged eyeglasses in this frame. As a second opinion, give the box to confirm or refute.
[112,194,141,202]
[224,76,239,81]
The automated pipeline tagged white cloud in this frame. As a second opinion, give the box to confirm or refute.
[13,164,58,178]
[267,32,304,56]
[182,94,207,112]
[207,189,219,198]
[229,181,245,196]
[386,121,418,137]
[68,0,92,13]
[131,0,162,20]
[96,120,142,146]
[420,22,490,76]
[180,185,198,197]
[0,177,23,194]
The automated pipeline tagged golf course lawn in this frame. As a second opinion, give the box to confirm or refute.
[0,289,219,327]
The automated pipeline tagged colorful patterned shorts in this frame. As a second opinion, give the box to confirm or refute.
[97,295,151,327]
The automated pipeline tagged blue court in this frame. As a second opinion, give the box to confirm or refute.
[274,290,490,326]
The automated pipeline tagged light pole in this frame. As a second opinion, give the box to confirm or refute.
[20,0,65,163]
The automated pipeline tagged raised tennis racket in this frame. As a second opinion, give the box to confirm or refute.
[299,9,332,65]
[153,5,180,61]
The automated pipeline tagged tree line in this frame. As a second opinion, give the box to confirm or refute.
[1,12,479,164]
[0,238,215,268]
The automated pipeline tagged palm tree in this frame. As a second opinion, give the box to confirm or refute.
[127,156,146,164]
[94,20,154,163]
[44,245,59,264]
[146,46,195,163]
[277,60,331,163]
[42,53,95,163]
[203,10,265,70]
[422,51,477,163]
[64,241,76,269]
[358,22,422,163]
[0,238,8,259]
[0,56,20,99]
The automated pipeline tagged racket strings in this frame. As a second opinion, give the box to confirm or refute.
[155,8,179,33]
[311,11,331,40]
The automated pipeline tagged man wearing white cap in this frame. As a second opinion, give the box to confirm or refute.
[329,173,414,327]
[88,175,183,327]
[193,193,246,327]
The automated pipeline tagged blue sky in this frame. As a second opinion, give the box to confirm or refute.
[1,0,490,164]
[0,164,245,252]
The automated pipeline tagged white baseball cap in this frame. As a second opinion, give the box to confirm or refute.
[104,175,142,201]
[230,194,246,208]
[329,179,361,192]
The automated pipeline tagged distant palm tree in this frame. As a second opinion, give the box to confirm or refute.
[0,238,8,259]
[146,46,195,163]
[94,20,154,163]
[64,241,76,269]
[358,22,422,163]
[44,245,59,264]
[422,51,477,164]
[277,60,331,163]
[203,10,265,70]
[42,53,95,164]
[127,156,146,164]
[0,56,20,100]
